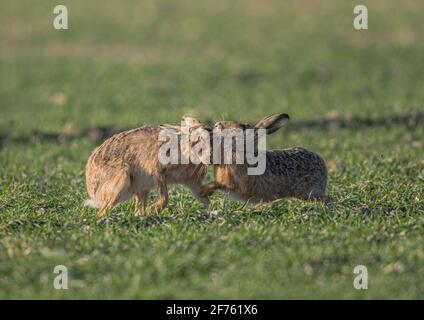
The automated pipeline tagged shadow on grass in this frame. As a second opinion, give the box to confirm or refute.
[96,209,248,229]
[88,203,298,231]
[1,211,238,235]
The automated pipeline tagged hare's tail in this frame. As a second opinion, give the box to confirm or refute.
[83,199,101,208]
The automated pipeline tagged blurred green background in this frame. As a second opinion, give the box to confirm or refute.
[0,0,423,299]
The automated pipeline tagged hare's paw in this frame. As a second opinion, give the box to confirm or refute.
[147,202,166,214]
[199,187,213,198]
[134,207,144,217]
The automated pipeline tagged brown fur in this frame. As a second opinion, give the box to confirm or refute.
[200,114,327,202]
[85,117,210,218]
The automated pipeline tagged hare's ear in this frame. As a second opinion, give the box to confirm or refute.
[160,124,181,133]
[181,115,201,127]
[254,113,289,134]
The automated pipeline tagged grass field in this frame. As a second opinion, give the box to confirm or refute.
[0,0,423,299]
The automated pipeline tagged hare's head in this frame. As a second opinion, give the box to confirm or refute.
[160,116,211,134]
[213,113,289,135]
[181,116,212,164]
[211,113,289,164]
[181,115,211,133]
[158,116,211,165]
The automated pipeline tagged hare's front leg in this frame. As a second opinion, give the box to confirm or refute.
[199,181,224,197]
[134,191,149,216]
[187,183,210,208]
[151,178,168,212]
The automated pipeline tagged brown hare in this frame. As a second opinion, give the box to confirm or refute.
[85,116,211,218]
[200,113,327,203]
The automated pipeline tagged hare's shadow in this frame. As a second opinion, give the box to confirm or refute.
[97,208,253,230]
[96,194,337,230]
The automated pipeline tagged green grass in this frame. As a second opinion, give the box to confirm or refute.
[0,0,423,299]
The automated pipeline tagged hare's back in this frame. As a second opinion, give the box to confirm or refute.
[263,147,327,199]
[266,147,326,176]
[85,126,160,197]
[89,126,160,166]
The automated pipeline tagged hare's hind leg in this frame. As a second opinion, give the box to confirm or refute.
[308,183,327,202]
[97,200,113,218]
[135,191,149,216]
[96,168,132,218]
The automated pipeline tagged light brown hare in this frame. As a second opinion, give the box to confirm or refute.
[85,116,211,218]
[200,113,327,203]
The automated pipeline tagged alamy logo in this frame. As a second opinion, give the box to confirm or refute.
[53,5,68,30]
[158,122,267,175]
[53,265,68,289]
[353,265,368,290]
[353,5,368,30]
